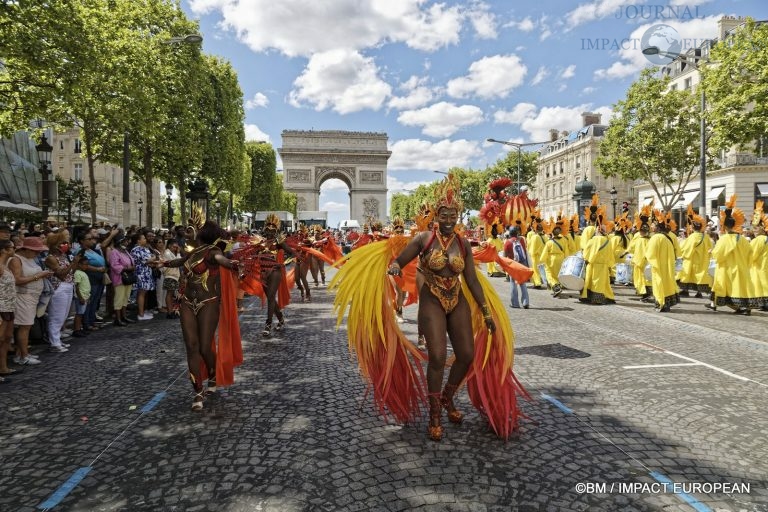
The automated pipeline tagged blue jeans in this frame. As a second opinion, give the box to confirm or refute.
[85,279,105,328]
[510,280,529,308]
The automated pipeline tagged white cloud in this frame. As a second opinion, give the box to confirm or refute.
[319,201,348,212]
[389,139,484,171]
[592,16,720,81]
[189,0,464,57]
[582,86,597,95]
[244,124,270,143]
[289,49,391,114]
[560,65,576,79]
[244,92,269,109]
[467,2,498,39]
[493,103,615,141]
[446,54,527,99]
[564,0,627,30]
[388,75,435,110]
[530,66,549,86]
[493,102,537,124]
[387,175,432,194]
[397,102,484,138]
[505,16,536,32]
[319,178,349,191]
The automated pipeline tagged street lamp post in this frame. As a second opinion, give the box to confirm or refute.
[165,183,174,230]
[65,188,74,223]
[215,199,221,225]
[486,138,550,194]
[138,198,144,226]
[609,186,618,218]
[642,46,708,217]
[35,134,53,224]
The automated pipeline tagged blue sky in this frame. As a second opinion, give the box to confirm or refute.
[183,0,767,228]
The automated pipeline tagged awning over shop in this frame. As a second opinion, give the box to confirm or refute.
[707,186,725,202]
[679,190,700,207]
[0,200,41,212]
[757,183,768,197]
[642,197,654,206]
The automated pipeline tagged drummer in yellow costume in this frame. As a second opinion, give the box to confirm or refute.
[750,201,768,312]
[678,205,712,298]
[580,194,599,251]
[627,205,653,301]
[484,224,505,276]
[707,195,753,315]
[540,214,568,297]
[579,210,615,305]
[645,210,680,312]
[565,214,580,256]
[527,213,547,289]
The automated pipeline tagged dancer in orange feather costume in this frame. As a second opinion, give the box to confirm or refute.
[331,175,529,441]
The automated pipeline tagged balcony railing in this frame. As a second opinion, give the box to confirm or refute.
[715,155,768,167]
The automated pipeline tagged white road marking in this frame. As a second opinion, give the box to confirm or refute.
[623,363,701,369]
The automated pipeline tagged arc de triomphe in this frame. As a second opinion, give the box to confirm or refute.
[278,130,390,226]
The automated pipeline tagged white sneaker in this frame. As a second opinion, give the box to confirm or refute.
[15,356,42,365]
[138,313,153,321]
[61,329,73,336]
[50,346,69,353]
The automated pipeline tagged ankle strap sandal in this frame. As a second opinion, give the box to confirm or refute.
[262,323,272,337]
[192,392,204,411]
[427,393,443,441]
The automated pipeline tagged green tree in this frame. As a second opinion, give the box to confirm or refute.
[703,17,768,152]
[596,68,702,212]
[486,150,539,192]
[245,142,278,211]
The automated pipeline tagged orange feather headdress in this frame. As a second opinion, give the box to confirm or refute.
[433,174,463,213]
[752,200,768,229]
[685,204,706,234]
[635,200,653,231]
[720,194,745,234]
[264,212,281,231]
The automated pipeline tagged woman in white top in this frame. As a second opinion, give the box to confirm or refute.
[0,240,18,380]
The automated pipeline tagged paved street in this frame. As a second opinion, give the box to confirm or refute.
[1,269,767,512]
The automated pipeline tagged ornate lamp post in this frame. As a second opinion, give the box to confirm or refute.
[187,179,210,220]
[573,175,596,228]
[609,186,618,218]
[486,138,550,194]
[165,183,174,230]
[138,198,144,226]
[35,134,53,223]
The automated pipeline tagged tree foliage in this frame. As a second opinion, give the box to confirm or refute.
[245,142,278,211]
[596,68,703,212]
[703,17,768,152]
[485,149,539,192]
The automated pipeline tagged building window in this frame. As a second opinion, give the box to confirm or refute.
[559,161,564,174]
[756,183,768,211]
[559,182,563,196]
[670,84,678,91]
[684,78,692,90]
[112,168,117,186]
[576,156,581,169]
[73,163,82,181]
[74,139,82,153]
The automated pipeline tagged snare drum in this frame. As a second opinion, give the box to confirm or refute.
[644,264,653,281]
[558,252,586,291]
[615,263,633,285]
[675,257,683,274]
[708,259,716,277]
[537,263,548,288]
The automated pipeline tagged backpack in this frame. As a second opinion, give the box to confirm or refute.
[512,238,528,266]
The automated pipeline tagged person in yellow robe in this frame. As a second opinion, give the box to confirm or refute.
[541,217,568,297]
[645,214,680,312]
[750,202,768,311]
[565,215,580,256]
[627,207,653,301]
[707,197,753,315]
[527,217,547,289]
[678,206,712,298]
[579,220,615,305]
[484,224,505,276]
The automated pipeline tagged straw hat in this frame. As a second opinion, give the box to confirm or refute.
[20,237,48,252]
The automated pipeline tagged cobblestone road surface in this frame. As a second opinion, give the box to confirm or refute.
[1,269,767,511]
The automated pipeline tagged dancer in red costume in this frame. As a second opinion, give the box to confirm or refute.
[237,213,296,336]
[156,207,241,410]
[331,176,529,441]
[292,223,314,302]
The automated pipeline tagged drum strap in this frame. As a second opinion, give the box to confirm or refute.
[598,238,610,251]
[695,233,705,248]
[552,239,564,252]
